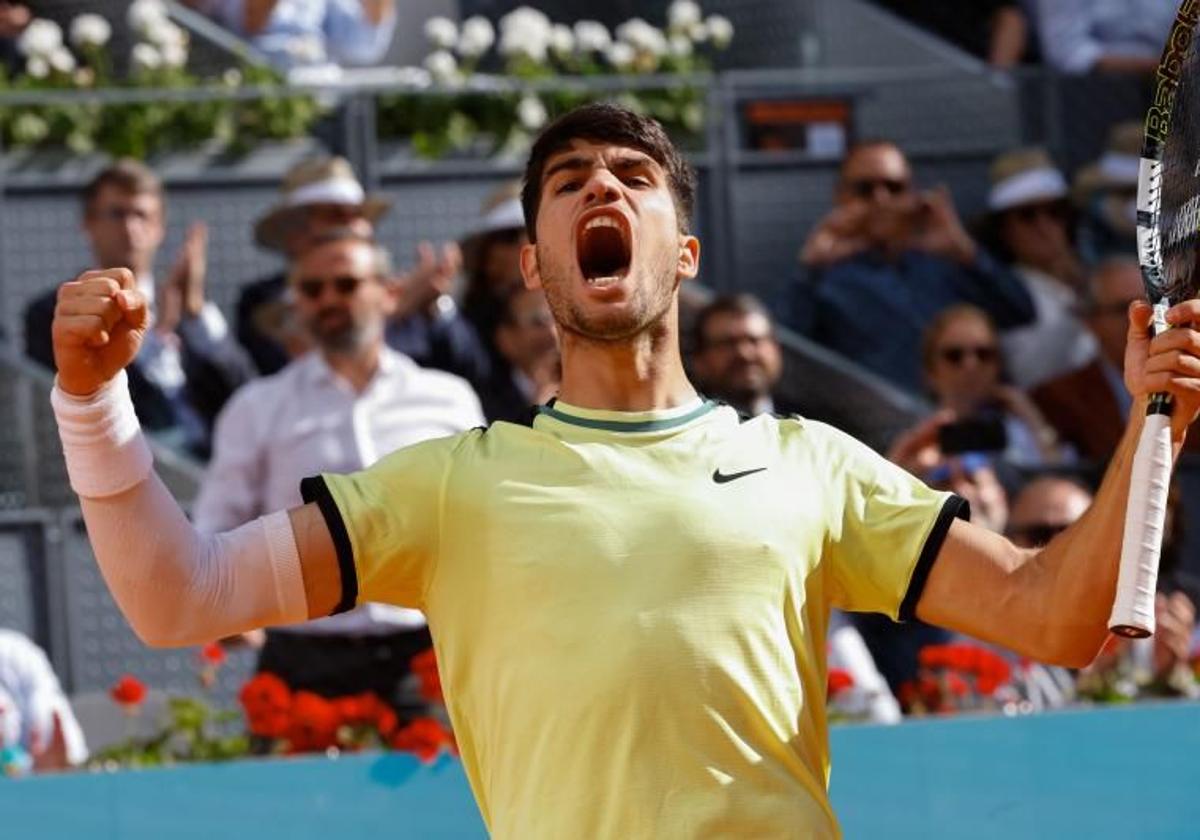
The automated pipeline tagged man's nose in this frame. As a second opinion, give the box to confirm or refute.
[583,170,622,206]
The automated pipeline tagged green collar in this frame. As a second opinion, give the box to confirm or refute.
[536,399,717,433]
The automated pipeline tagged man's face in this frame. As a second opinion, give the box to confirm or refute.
[692,311,782,402]
[289,239,394,354]
[521,140,699,342]
[1007,478,1092,548]
[285,203,373,257]
[1086,261,1144,367]
[83,186,165,275]
[482,229,530,297]
[836,144,913,211]
[496,288,559,372]
[925,314,1000,412]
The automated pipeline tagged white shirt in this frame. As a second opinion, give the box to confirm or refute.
[0,630,88,764]
[194,346,484,635]
[1032,0,1177,73]
[1001,266,1098,390]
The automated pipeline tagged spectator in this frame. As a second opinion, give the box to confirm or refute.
[873,1,1031,68]
[1030,0,1176,74]
[195,230,483,713]
[1030,256,1200,462]
[979,147,1097,389]
[827,611,902,724]
[0,629,87,772]
[690,293,801,417]
[461,184,529,362]
[1073,121,1141,264]
[0,2,29,74]
[1005,473,1093,549]
[788,140,1035,395]
[479,287,560,423]
[24,160,254,458]
[183,0,396,69]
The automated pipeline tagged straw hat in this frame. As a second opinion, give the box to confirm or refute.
[254,156,391,252]
[461,182,526,276]
[986,147,1069,213]
[1071,121,1142,206]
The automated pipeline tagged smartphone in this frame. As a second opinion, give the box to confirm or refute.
[937,416,1008,455]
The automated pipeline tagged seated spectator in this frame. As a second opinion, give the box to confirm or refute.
[0,629,87,772]
[872,1,1031,68]
[183,0,396,68]
[788,140,1034,395]
[690,293,800,417]
[24,160,254,459]
[479,287,560,424]
[1073,122,1141,264]
[195,229,483,715]
[1030,0,1176,74]
[0,2,29,74]
[461,184,529,362]
[978,147,1097,389]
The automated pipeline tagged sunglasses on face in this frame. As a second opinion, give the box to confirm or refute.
[1009,202,1068,223]
[938,344,998,365]
[845,178,910,199]
[1007,522,1070,546]
[294,275,368,301]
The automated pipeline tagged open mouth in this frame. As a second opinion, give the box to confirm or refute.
[576,212,631,286]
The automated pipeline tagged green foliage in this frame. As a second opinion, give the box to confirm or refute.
[89,697,250,771]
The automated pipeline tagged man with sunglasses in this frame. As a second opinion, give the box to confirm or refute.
[788,140,1035,395]
[194,229,483,712]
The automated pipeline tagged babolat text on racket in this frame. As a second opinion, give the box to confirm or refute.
[1110,0,1200,638]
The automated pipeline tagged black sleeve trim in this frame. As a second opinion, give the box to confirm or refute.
[898,494,971,623]
[300,475,359,616]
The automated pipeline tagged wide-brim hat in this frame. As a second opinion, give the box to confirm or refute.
[461,183,526,276]
[986,147,1069,214]
[1071,121,1142,206]
[254,155,392,252]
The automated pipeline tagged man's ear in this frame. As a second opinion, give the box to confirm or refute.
[520,241,542,290]
[677,235,700,281]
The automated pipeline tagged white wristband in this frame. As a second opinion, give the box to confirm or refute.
[51,370,154,498]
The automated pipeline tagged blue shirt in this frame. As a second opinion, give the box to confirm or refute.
[786,249,1035,395]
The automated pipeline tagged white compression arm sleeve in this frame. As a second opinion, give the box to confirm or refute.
[54,376,309,647]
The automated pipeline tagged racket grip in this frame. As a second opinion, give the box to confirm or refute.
[1109,412,1172,638]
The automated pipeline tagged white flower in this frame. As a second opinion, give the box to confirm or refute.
[145,20,188,51]
[69,14,112,49]
[669,34,693,59]
[17,19,63,58]
[127,0,168,35]
[24,55,48,79]
[615,18,667,57]
[573,21,611,53]
[517,94,547,131]
[48,47,76,74]
[549,24,574,58]
[131,42,162,72]
[499,6,552,63]
[688,21,708,43]
[605,42,635,70]
[74,67,96,87]
[161,41,188,69]
[706,15,733,49]
[424,16,458,50]
[668,1,703,33]
[12,113,48,144]
[222,68,243,87]
[457,16,494,58]
[423,49,459,84]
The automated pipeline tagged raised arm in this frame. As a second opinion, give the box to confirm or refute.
[52,269,341,646]
[916,300,1200,666]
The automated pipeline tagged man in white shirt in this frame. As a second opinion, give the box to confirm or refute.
[23,159,255,458]
[0,629,88,771]
[194,229,482,711]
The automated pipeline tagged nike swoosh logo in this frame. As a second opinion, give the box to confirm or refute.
[712,467,767,484]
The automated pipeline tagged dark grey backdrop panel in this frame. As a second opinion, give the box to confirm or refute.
[60,516,255,705]
[0,524,47,644]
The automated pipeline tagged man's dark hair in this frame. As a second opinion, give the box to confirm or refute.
[81,158,163,215]
[692,293,774,351]
[521,102,697,243]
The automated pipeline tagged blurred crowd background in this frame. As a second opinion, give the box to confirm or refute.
[1,0,1199,772]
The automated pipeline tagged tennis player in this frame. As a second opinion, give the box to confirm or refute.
[49,104,1200,838]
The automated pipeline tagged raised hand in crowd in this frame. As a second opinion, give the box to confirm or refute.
[989,383,1063,464]
[905,186,977,265]
[157,222,209,334]
[394,240,461,319]
[799,203,872,268]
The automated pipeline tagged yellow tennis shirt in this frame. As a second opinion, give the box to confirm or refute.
[302,399,964,839]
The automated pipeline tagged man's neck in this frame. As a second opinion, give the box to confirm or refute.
[321,340,384,394]
[555,310,697,412]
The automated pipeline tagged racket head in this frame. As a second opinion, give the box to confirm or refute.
[1139,1,1200,308]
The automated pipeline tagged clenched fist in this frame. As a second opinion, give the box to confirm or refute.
[52,268,149,397]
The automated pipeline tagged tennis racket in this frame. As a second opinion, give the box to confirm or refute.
[1110,0,1200,638]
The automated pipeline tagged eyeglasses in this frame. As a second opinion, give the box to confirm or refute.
[1007,522,1070,546]
[845,178,910,199]
[1009,202,1068,223]
[938,344,998,365]
[294,275,367,300]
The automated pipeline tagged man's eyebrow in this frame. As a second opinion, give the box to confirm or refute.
[611,154,656,171]
[543,155,592,181]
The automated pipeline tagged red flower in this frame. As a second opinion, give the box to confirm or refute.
[827,669,855,697]
[945,672,970,698]
[239,673,292,739]
[199,642,226,666]
[110,675,147,708]
[389,717,453,764]
[285,692,341,753]
[333,693,376,727]
[976,675,1000,696]
[410,648,444,704]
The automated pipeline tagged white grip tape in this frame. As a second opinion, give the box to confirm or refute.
[1109,412,1172,636]
[51,370,154,499]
